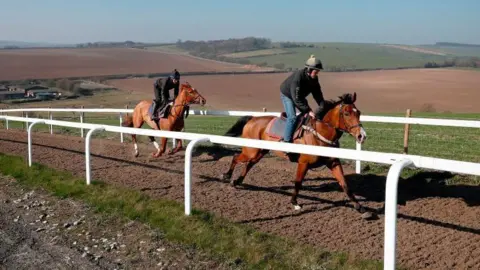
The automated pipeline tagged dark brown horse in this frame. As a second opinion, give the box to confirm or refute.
[222,93,372,217]
[122,82,206,158]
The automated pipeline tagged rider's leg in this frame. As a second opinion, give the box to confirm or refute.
[152,87,162,120]
[280,93,297,143]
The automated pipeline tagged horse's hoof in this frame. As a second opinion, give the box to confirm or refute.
[355,204,365,213]
[230,180,241,188]
[221,173,231,181]
[134,151,139,158]
[293,204,302,211]
[152,152,161,158]
[361,211,376,220]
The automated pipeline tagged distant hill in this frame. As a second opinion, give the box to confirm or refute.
[434,42,480,48]
[0,40,73,49]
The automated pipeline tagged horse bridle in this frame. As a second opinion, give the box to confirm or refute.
[168,87,204,118]
[337,103,363,133]
[302,103,362,146]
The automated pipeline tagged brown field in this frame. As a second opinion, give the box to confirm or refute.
[0,48,266,81]
[107,68,480,113]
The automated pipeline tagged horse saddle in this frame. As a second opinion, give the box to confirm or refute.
[148,100,173,120]
[265,112,309,141]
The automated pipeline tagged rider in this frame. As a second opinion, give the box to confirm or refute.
[279,55,325,145]
[152,69,181,121]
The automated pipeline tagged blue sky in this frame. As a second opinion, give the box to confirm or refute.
[1,0,479,45]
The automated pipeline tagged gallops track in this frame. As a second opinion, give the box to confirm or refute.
[0,129,479,270]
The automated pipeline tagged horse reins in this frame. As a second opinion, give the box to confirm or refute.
[301,103,361,146]
[168,88,204,118]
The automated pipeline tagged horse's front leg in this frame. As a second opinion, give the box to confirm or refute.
[327,159,375,220]
[291,162,309,210]
[169,138,183,155]
[167,123,184,155]
[327,159,362,211]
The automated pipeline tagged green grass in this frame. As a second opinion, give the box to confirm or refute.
[146,45,189,54]
[221,49,291,58]
[419,45,480,57]
[0,153,385,270]
[239,43,448,70]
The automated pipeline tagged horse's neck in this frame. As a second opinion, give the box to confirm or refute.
[321,109,339,130]
[309,110,343,144]
[170,92,186,120]
[316,120,338,140]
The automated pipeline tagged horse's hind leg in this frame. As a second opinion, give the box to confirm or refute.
[291,162,309,210]
[131,113,144,157]
[222,153,242,181]
[232,149,268,186]
[149,136,161,157]
[132,134,139,157]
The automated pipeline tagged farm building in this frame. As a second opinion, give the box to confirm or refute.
[0,84,61,101]
[0,90,26,100]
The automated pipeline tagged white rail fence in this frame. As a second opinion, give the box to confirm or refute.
[1,114,480,270]
[2,107,480,174]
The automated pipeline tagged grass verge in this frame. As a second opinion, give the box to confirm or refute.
[0,153,386,270]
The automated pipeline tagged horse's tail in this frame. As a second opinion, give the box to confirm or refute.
[224,115,253,137]
[121,113,133,128]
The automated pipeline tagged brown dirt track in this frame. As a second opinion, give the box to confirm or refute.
[0,48,260,81]
[0,129,479,270]
[108,68,480,113]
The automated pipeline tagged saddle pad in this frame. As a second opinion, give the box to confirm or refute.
[266,117,286,140]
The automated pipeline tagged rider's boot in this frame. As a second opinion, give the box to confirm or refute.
[151,101,160,121]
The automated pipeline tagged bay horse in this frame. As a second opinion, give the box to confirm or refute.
[222,93,373,218]
[121,82,206,158]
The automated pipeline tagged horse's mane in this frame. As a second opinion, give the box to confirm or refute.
[315,93,355,119]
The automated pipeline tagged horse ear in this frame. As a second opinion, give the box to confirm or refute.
[352,92,357,103]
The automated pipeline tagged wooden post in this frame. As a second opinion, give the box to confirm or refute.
[403,109,412,154]
[262,107,267,112]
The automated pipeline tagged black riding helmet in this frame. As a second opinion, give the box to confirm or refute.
[304,55,323,70]
[170,69,180,81]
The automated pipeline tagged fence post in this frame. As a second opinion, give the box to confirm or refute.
[85,127,105,185]
[403,109,412,154]
[24,112,28,130]
[355,142,362,174]
[184,137,210,215]
[119,112,124,143]
[262,107,267,112]
[383,158,414,270]
[28,120,45,167]
[5,112,8,130]
[48,107,53,134]
[80,106,85,138]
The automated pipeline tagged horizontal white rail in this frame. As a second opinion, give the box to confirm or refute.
[2,108,479,128]
[1,115,480,270]
[1,115,480,176]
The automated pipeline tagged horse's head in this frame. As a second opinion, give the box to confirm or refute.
[179,82,206,106]
[314,92,366,144]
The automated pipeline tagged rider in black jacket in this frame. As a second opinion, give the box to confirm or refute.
[152,69,180,120]
[279,55,325,143]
